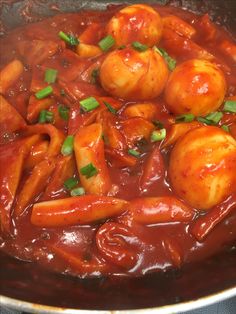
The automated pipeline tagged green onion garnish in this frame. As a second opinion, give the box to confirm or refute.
[91,68,100,84]
[221,125,230,132]
[132,41,148,52]
[205,111,223,124]
[35,86,53,100]
[38,110,47,123]
[118,45,126,50]
[98,35,115,52]
[154,47,176,71]
[61,135,74,156]
[151,129,166,142]
[64,177,79,190]
[58,105,69,121]
[103,101,117,114]
[58,31,79,46]
[80,163,98,178]
[79,97,100,112]
[197,112,223,125]
[176,113,195,123]
[44,68,58,84]
[223,100,236,113]
[70,187,85,197]
[152,120,164,129]
[197,117,213,125]
[38,110,54,123]
[128,149,140,158]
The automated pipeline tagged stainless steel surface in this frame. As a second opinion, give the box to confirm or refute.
[1,288,236,313]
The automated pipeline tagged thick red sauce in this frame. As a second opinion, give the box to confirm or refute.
[0,3,236,281]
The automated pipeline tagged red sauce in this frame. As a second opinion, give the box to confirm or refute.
[0,3,236,284]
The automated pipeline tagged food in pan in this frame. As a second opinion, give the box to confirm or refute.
[0,3,236,277]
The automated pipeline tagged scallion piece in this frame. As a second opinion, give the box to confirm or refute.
[205,111,223,124]
[151,129,166,142]
[197,111,223,125]
[153,46,162,56]
[64,177,79,190]
[35,86,53,100]
[91,68,100,84]
[128,149,140,158]
[221,125,230,132]
[59,31,70,43]
[103,101,117,114]
[154,47,176,71]
[44,68,58,84]
[58,105,69,121]
[98,35,115,52]
[197,117,213,125]
[80,163,98,179]
[132,41,148,52]
[61,135,74,156]
[70,187,85,197]
[80,97,100,112]
[223,100,236,113]
[176,113,195,123]
[118,45,126,50]
[38,110,46,123]
[58,31,79,46]
[46,112,54,122]
[38,110,54,124]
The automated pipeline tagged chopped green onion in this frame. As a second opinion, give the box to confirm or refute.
[103,101,117,114]
[91,68,100,84]
[176,113,195,123]
[35,86,53,99]
[153,46,162,56]
[197,117,213,125]
[44,68,58,84]
[79,97,100,112]
[223,100,236,113]
[221,125,230,132]
[46,112,54,122]
[61,135,74,156]
[70,187,85,196]
[98,35,115,52]
[151,129,166,142]
[154,47,176,71]
[132,41,148,52]
[38,110,47,123]
[205,111,223,124]
[38,110,54,123]
[128,149,140,158]
[58,105,69,121]
[152,120,164,129]
[80,163,98,179]
[118,45,126,50]
[64,177,79,190]
[58,31,79,46]
[197,111,223,125]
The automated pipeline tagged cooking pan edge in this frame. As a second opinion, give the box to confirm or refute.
[1,286,236,314]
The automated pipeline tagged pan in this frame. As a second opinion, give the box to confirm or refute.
[0,0,236,313]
